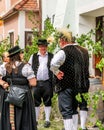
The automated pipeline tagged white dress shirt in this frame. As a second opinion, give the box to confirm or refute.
[50,50,66,75]
[28,52,49,81]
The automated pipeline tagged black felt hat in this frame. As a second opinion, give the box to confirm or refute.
[8,45,23,57]
[37,39,49,46]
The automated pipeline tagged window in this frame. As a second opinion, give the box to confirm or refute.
[25,32,33,46]
[96,16,104,44]
[9,32,14,47]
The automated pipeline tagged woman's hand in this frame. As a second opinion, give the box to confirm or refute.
[2,82,9,89]
[0,78,9,89]
[29,77,37,87]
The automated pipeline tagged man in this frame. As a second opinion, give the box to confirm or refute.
[72,36,89,130]
[50,28,88,130]
[28,39,53,128]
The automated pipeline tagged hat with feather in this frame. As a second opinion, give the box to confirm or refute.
[57,28,72,42]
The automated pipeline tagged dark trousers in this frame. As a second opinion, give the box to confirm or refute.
[58,88,78,119]
[33,80,53,106]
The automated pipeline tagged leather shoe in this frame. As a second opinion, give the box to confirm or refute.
[44,121,51,128]
[36,121,38,125]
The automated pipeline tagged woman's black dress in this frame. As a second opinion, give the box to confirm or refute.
[0,63,37,130]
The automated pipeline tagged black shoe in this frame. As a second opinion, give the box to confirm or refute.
[36,121,38,125]
[93,125,98,128]
[44,121,51,128]
[62,128,65,130]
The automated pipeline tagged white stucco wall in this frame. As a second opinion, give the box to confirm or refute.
[42,0,104,76]
[63,0,76,36]
[42,0,104,33]
[77,0,104,14]
[53,0,68,28]
[78,15,95,75]
[79,16,95,36]
[41,0,76,35]
[41,0,57,30]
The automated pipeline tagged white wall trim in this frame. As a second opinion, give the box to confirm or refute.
[78,0,104,14]
[8,29,15,40]
[18,11,25,49]
[8,29,14,33]
[5,0,11,11]
[25,28,33,32]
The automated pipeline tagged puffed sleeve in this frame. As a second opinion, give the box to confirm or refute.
[28,54,33,65]
[22,63,35,79]
[0,63,6,77]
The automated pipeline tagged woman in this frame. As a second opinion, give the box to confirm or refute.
[1,51,10,63]
[19,50,24,62]
[0,45,37,130]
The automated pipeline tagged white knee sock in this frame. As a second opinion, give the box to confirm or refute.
[44,106,51,121]
[63,119,73,130]
[80,110,87,129]
[73,114,78,130]
[35,107,40,121]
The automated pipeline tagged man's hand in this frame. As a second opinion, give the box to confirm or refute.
[56,71,64,80]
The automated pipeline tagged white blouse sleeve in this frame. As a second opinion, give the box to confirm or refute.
[0,63,6,77]
[22,63,35,79]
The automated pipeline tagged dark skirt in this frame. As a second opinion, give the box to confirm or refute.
[0,87,37,130]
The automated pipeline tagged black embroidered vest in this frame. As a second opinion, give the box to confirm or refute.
[32,52,53,85]
[55,45,85,92]
[3,63,29,86]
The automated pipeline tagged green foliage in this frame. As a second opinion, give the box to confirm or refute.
[76,29,104,72]
[0,37,10,61]
[76,93,82,102]
[42,17,55,39]
[15,36,19,45]
[0,37,10,53]
[24,17,59,61]
[76,29,103,56]
[96,58,104,72]
[51,94,62,120]
[96,120,104,130]
[76,90,104,129]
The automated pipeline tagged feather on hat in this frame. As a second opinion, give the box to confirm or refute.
[57,28,72,42]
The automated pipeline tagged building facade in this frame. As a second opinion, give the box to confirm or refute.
[0,0,104,76]
[42,0,104,76]
[0,0,40,48]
